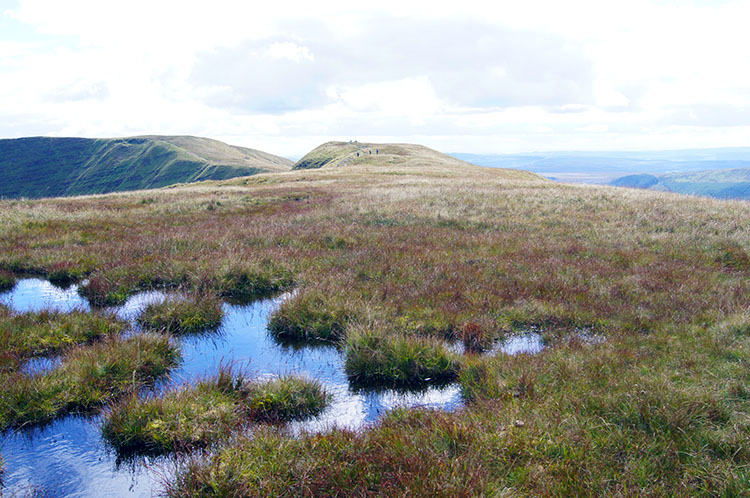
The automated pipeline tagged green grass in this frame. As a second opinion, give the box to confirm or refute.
[344,327,461,389]
[268,290,352,344]
[0,270,16,292]
[137,295,224,335]
[102,367,246,454]
[216,262,293,301]
[243,375,329,423]
[102,370,328,454]
[0,308,126,363]
[168,317,750,497]
[0,136,292,199]
[0,334,179,430]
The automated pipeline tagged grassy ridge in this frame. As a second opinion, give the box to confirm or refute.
[0,136,293,199]
[0,142,748,494]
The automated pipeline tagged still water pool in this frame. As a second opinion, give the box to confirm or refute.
[0,280,464,497]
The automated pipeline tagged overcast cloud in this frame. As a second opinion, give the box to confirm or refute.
[1,0,749,156]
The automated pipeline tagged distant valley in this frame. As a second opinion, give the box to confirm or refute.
[611,168,750,199]
[453,148,750,200]
[0,136,293,199]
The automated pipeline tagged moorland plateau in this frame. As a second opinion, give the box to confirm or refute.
[1,141,749,496]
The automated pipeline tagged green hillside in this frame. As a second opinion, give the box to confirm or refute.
[294,141,541,180]
[0,136,293,199]
[612,168,750,199]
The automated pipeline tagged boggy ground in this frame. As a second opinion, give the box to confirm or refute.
[1,144,749,495]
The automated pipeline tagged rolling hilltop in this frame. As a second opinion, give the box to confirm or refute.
[612,167,750,199]
[0,135,293,199]
[294,141,540,181]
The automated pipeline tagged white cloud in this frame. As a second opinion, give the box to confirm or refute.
[264,42,314,62]
[1,0,750,155]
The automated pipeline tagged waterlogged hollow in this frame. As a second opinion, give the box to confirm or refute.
[0,279,555,496]
[0,280,464,497]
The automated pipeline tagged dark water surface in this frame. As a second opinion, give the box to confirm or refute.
[0,280,463,497]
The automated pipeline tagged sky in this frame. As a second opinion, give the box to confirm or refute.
[1,0,749,157]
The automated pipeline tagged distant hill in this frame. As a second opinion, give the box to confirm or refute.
[294,141,541,181]
[611,168,750,199]
[452,148,750,185]
[0,136,293,199]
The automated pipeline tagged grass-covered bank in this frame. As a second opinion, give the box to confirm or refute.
[1,143,749,494]
[103,371,328,454]
[0,334,179,430]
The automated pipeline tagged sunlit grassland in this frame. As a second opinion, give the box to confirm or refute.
[1,147,749,495]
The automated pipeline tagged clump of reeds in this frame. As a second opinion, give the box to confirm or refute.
[243,375,329,423]
[78,273,133,307]
[216,263,293,301]
[459,321,494,354]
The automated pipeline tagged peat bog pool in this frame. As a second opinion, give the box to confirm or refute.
[0,279,545,497]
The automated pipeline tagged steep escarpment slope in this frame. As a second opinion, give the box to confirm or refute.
[0,136,293,198]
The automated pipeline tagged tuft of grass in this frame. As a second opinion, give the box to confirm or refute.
[137,295,224,335]
[216,263,293,301]
[0,334,179,430]
[716,242,750,272]
[243,375,329,423]
[344,327,461,389]
[103,367,245,454]
[102,371,328,454]
[46,261,87,287]
[268,291,352,343]
[458,355,511,402]
[78,273,133,306]
[0,309,126,362]
[459,321,495,354]
[0,270,15,292]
